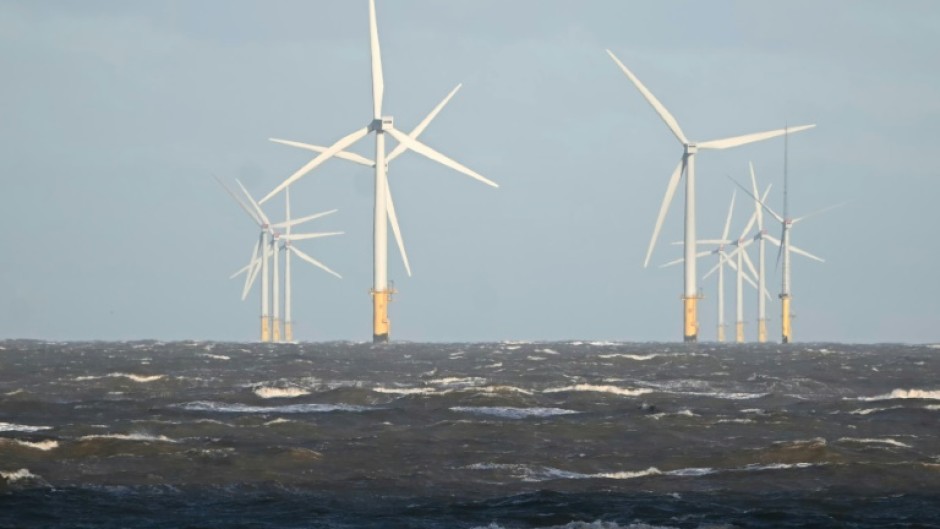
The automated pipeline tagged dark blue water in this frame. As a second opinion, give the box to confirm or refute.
[2,340,939,528]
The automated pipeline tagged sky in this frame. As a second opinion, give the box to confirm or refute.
[1,1,938,343]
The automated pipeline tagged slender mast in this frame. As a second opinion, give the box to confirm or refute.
[260,231,270,342]
[272,235,281,343]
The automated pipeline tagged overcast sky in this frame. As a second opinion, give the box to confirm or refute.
[1,1,938,343]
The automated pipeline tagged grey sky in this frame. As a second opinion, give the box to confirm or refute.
[1,1,938,343]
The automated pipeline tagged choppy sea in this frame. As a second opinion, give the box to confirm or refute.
[1,340,939,528]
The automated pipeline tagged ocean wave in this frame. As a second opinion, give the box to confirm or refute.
[837,437,912,448]
[200,353,231,360]
[471,522,681,529]
[74,373,165,383]
[450,407,579,419]
[0,438,59,451]
[374,387,445,396]
[857,388,940,401]
[673,390,768,400]
[0,468,41,483]
[428,377,487,387]
[179,401,373,414]
[0,422,51,433]
[543,384,652,397]
[78,433,178,443]
[847,406,903,415]
[648,409,697,420]
[468,461,817,483]
[253,387,310,399]
[927,404,940,411]
[597,353,659,360]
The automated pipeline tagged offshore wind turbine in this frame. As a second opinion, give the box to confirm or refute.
[605,49,814,342]
[218,177,341,342]
[260,0,496,343]
[746,162,773,342]
[732,168,840,343]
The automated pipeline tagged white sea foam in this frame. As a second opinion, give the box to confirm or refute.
[675,390,768,400]
[374,387,445,396]
[848,406,903,415]
[428,377,486,388]
[527,356,546,361]
[717,418,755,424]
[741,462,818,471]
[483,362,503,369]
[0,438,58,451]
[648,409,697,420]
[4,389,25,396]
[253,387,310,399]
[263,418,294,426]
[588,341,618,347]
[450,407,579,419]
[0,468,41,482]
[838,437,912,448]
[857,388,940,401]
[180,401,373,414]
[79,433,178,443]
[200,353,231,360]
[543,384,653,397]
[75,373,165,383]
[597,353,659,361]
[927,405,940,411]
[0,422,51,433]
[535,348,559,355]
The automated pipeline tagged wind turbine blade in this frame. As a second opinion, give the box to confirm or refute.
[214,175,261,226]
[243,259,262,301]
[261,127,371,204]
[698,124,815,150]
[235,179,270,226]
[789,243,825,263]
[605,49,688,145]
[385,178,412,277]
[384,126,498,188]
[387,84,462,163]
[369,0,384,119]
[729,176,784,224]
[742,269,758,290]
[775,228,785,270]
[229,263,252,280]
[702,258,723,280]
[721,191,736,241]
[764,234,782,247]
[692,239,731,245]
[271,210,339,230]
[290,246,342,279]
[270,138,374,167]
[285,187,291,238]
[283,231,344,241]
[660,250,711,269]
[792,202,847,225]
[741,248,760,281]
[749,162,764,231]
[643,158,684,268]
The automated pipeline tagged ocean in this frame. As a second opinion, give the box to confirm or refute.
[1,340,939,528]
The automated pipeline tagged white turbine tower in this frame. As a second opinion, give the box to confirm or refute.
[605,49,814,342]
[260,0,496,343]
[217,177,341,342]
[746,161,773,343]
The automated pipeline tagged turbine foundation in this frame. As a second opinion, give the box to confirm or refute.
[757,319,768,343]
[736,321,745,343]
[717,324,725,343]
[285,322,293,343]
[261,316,271,343]
[683,296,698,343]
[372,289,391,343]
[780,295,792,344]
[272,319,282,343]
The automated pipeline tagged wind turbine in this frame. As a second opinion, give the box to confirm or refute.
[281,186,344,343]
[260,0,496,343]
[731,163,841,343]
[217,177,341,342]
[605,49,814,342]
[746,161,773,343]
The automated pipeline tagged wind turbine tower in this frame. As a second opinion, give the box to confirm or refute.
[606,50,814,342]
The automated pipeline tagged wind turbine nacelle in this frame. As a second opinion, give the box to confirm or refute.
[371,116,394,132]
[684,144,698,155]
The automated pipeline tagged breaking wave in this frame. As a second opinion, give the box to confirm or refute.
[543,384,652,397]
[837,437,912,448]
[0,438,59,451]
[0,422,51,433]
[78,433,178,443]
[75,373,165,383]
[253,386,310,399]
[857,388,940,401]
[450,407,579,419]
[179,401,374,414]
